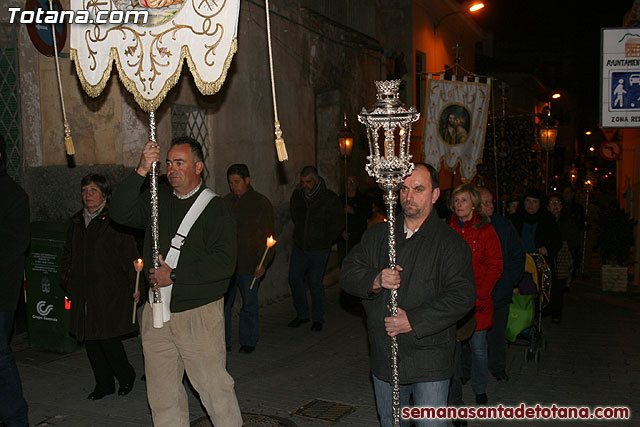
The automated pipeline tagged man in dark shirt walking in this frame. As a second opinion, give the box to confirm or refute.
[288,166,344,331]
[224,164,274,353]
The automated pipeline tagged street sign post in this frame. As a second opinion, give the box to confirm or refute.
[600,140,622,160]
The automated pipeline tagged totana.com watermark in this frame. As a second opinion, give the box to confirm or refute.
[7,7,149,25]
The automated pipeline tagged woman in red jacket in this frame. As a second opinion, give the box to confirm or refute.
[448,184,503,408]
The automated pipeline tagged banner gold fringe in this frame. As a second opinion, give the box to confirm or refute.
[69,38,238,114]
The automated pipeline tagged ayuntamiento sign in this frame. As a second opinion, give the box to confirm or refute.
[601,28,640,128]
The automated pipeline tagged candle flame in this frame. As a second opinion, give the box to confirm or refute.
[133,258,144,272]
[267,235,277,248]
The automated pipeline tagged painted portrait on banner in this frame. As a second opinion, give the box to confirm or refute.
[112,0,185,26]
[438,104,471,146]
[423,77,491,181]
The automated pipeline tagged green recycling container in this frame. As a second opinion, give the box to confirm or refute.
[24,221,79,353]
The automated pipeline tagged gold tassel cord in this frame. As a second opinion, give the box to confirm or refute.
[64,120,74,156]
[50,0,74,155]
[265,0,287,162]
[274,120,288,161]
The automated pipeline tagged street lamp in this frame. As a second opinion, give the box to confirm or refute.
[433,1,484,34]
[539,99,558,194]
[338,113,354,250]
[338,113,354,158]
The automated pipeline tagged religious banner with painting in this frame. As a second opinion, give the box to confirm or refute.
[423,76,491,181]
[70,0,240,112]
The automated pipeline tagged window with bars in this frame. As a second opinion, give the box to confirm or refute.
[0,25,23,183]
[170,104,210,179]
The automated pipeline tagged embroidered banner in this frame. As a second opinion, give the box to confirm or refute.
[423,77,491,181]
[70,0,239,112]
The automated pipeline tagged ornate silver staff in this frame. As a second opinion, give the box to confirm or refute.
[149,111,164,328]
[358,80,420,426]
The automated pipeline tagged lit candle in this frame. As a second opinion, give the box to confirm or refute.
[250,236,277,290]
[132,258,144,324]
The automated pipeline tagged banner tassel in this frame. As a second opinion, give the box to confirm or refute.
[64,120,75,156]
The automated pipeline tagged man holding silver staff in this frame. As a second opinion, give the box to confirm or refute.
[340,163,475,427]
[110,137,242,427]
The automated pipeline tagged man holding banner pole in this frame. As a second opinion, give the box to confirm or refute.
[110,137,242,427]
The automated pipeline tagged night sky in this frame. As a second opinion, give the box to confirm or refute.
[472,0,634,131]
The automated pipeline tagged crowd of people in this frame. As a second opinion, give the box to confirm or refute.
[1,132,599,427]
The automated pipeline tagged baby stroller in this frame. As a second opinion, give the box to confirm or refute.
[505,253,552,363]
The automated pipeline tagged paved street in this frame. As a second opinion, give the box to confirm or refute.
[12,259,639,426]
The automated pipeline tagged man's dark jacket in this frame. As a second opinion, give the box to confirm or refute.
[290,178,344,251]
[223,186,274,275]
[0,174,30,312]
[490,213,525,308]
[340,210,475,384]
[339,190,372,246]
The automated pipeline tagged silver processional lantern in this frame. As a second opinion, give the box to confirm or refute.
[358,80,420,426]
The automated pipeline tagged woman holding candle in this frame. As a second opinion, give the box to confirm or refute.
[61,174,140,400]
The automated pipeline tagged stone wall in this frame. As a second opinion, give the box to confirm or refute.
[12,0,384,303]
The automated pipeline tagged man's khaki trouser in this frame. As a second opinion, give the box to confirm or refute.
[141,299,242,427]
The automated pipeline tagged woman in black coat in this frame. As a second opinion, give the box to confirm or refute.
[547,193,580,323]
[510,188,562,263]
[61,174,139,400]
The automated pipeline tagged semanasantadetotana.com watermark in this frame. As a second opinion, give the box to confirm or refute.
[7,7,149,25]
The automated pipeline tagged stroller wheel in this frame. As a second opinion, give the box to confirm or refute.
[525,349,534,362]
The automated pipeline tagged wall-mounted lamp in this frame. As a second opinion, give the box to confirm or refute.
[338,113,354,251]
[338,113,354,158]
[539,98,558,194]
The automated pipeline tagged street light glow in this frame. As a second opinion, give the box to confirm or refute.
[552,93,561,99]
[585,131,592,135]
[469,2,484,12]
[589,146,595,152]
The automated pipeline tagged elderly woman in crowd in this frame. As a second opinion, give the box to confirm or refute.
[547,193,579,323]
[61,174,139,400]
[448,184,503,408]
[510,188,562,278]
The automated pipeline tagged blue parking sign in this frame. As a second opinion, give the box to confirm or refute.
[611,72,640,109]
